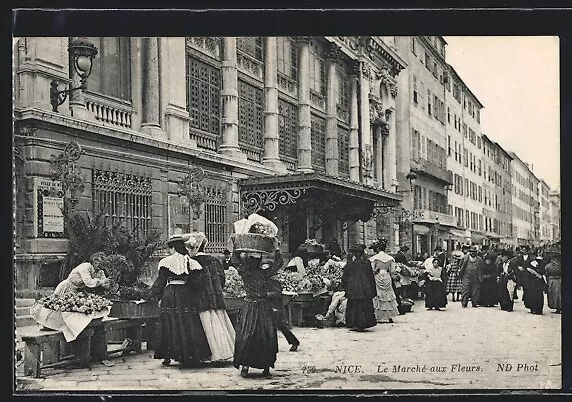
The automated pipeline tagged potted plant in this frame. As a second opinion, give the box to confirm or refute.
[98,222,164,319]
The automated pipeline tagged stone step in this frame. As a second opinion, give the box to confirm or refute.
[15,298,37,308]
[15,306,31,317]
[16,315,37,327]
[15,289,53,300]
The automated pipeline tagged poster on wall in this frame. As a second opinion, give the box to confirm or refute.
[33,178,65,238]
[167,194,192,236]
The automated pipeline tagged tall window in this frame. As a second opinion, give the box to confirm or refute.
[338,126,350,177]
[92,170,152,236]
[87,37,131,101]
[204,187,230,253]
[336,61,350,122]
[411,37,417,55]
[427,89,432,116]
[237,37,263,61]
[311,114,326,171]
[278,99,298,159]
[238,80,264,155]
[309,41,326,94]
[277,37,298,80]
[186,56,221,136]
[412,129,421,161]
[447,135,451,156]
[413,76,418,104]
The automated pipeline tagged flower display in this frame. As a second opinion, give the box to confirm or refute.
[319,259,346,290]
[39,292,111,315]
[273,270,305,293]
[223,267,246,298]
[248,222,276,236]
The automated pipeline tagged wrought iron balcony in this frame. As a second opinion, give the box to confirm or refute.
[411,159,453,185]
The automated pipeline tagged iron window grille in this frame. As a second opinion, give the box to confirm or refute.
[278,98,298,160]
[238,79,264,161]
[203,186,230,254]
[92,170,152,236]
[338,125,350,177]
[310,114,326,171]
[186,56,222,146]
[237,37,264,62]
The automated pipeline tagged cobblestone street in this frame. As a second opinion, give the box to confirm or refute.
[15,291,561,393]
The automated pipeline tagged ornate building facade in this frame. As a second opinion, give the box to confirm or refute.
[13,36,405,292]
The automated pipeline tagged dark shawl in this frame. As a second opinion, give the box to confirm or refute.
[190,253,227,311]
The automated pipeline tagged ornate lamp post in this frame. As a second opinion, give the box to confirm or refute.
[50,37,98,112]
[177,166,207,229]
[395,169,417,258]
[49,141,85,213]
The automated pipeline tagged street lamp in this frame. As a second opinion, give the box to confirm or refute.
[396,169,417,258]
[50,37,99,113]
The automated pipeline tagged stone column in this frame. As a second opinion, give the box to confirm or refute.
[140,37,165,138]
[262,37,287,172]
[219,37,247,160]
[325,43,341,176]
[349,63,360,182]
[68,38,91,120]
[160,37,191,145]
[296,37,313,173]
[359,62,373,185]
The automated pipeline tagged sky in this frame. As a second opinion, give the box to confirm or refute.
[443,36,560,191]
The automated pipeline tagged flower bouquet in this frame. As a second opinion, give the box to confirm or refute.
[319,258,346,291]
[223,267,246,298]
[304,239,325,254]
[30,292,112,342]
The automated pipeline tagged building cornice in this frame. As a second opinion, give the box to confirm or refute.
[13,107,279,178]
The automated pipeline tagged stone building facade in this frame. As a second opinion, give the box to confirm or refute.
[394,36,457,257]
[509,151,539,246]
[13,36,405,292]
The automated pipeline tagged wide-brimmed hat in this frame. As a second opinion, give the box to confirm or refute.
[184,232,207,249]
[469,245,479,252]
[167,228,190,246]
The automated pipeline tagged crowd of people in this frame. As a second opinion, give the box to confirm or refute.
[48,226,561,378]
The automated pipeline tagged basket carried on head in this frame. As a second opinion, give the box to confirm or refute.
[231,233,275,253]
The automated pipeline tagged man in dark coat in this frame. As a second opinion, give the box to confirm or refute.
[394,245,409,265]
[434,246,447,268]
[509,245,534,308]
[458,246,485,308]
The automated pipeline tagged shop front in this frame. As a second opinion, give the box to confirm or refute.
[238,172,402,256]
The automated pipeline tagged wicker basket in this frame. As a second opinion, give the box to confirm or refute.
[231,233,274,253]
[109,300,160,319]
[306,244,325,253]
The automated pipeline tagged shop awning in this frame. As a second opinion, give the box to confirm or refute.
[449,228,470,239]
[471,232,487,243]
[413,224,430,234]
[238,172,403,220]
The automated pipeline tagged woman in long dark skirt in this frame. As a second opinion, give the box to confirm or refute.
[497,250,516,312]
[424,258,447,310]
[341,244,377,332]
[231,237,283,378]
[150,233,211,367]
[479,253,499,307]
[525,249,547,315]
[545,250,561,314]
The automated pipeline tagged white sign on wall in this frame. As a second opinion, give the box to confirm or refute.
[33,178,65,238]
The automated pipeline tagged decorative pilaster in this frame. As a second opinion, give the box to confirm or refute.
[141,37,165,138]
[219,37,247,160]
[160,37,191,146]
[373,126,383,188]
[349,62,360,182]
[359,61,373,185]
[325,43,341,176]
[262,37,287,172]
[387,107,399,191]
[296,37,313,173]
